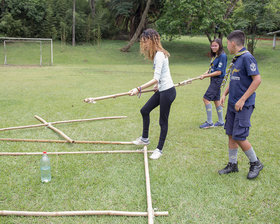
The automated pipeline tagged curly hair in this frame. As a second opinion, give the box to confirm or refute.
[140,29,170,60]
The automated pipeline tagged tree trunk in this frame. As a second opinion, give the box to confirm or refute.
[120,0,152,52]
[224,0,240,19]
[72,0,76,46]
[1,0,5,16]
[205,32,213,44]
[89,0,95,18]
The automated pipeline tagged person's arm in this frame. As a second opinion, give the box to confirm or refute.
[220,85,229,107]
[235,75,261,111]
[200,70,222,79]
[129,78,158,96]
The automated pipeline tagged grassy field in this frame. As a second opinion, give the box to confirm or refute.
[0,36,279,224]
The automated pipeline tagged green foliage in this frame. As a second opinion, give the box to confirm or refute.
[0,12,27,36]
[156,0,235,42]
[232,0,280,54]
[0,0,279,45]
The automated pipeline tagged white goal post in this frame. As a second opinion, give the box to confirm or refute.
[0,37,53,66]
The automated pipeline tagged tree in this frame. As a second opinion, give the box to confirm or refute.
[120,0,152,52]
[156,0,239,42]
[72,0,76,46]
[232,0,280,54]
[89,0,95,18]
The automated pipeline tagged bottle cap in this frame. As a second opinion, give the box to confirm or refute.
[43,151,47,154]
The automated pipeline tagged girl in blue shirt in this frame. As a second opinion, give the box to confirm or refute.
[199,38,227,128]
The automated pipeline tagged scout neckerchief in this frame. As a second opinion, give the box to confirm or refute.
[221,50,249,88]
[208,55,217,73]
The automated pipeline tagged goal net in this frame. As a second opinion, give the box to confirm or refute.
[0,37,53,66]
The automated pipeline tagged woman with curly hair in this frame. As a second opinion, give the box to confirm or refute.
[129,28,176,160]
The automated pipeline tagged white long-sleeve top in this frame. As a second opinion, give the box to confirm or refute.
[153,51,174,92]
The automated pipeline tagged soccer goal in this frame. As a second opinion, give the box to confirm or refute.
[0,37,53,66]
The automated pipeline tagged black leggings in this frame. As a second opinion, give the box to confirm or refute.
[140,87,176,150]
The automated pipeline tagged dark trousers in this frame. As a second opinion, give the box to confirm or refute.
[140,87,176,150]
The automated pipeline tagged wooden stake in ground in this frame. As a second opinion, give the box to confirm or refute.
[84,76,201,104]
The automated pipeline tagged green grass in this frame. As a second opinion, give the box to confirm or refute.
[0,36,280,223]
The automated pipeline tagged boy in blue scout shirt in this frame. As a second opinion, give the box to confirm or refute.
[219,30,263,179]
[199,38,227,128]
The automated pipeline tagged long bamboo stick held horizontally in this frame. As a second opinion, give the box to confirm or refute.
[0,116,127,132]
[84,89,156,103]
[84,76,201,104]
[0,210,168,217]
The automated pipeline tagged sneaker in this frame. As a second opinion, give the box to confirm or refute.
[132,137,150,145]
[247,159,264,180]
[218,162,239,175]
[214,121,224,127]
[199,121,214,129]
[149,149,162,160]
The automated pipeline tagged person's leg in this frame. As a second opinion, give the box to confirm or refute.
[219,104,239,174]
[156,88,176,151]
[232,105,263,179]
[218,135,239,174]
[140,91,160,138]
[203,98,213,124]
[150,88,176,160]
[214,100,224,125]
[133,92,160,145]
[228,135,238,164]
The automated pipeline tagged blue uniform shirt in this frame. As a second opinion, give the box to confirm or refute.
[228,47,260,106]
[210,52,227,78]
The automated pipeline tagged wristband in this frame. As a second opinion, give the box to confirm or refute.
[137,86,142,98]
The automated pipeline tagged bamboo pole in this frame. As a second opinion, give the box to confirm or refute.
[84,89,155,103]
[51,116,127,125]
[0,150,154,156]
[0,123,47,131]
[34,115,74,143]
[143,146,154,224]
[0,138,134,145]
[84,76,201,104]
[0,116,127,132]
[174,76,201,87]
[0,210,168,217]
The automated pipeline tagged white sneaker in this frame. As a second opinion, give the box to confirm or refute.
[149,149,162,160]
[132,137,150,145]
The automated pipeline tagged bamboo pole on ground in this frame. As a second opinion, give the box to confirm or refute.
[0,150,154,156]
[84,76,201,104]
[34,115,74,143]
[143,146,154,224]
[0,116,127,132]
[0,138,134,145]
[0,210,168,217]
